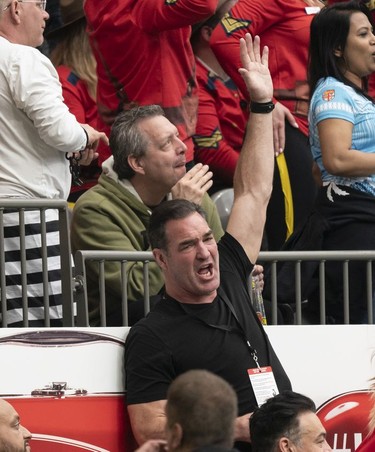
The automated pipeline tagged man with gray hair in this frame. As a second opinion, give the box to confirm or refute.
[71,105,223,326]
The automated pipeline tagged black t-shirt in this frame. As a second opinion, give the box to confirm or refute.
[125,232,291,415]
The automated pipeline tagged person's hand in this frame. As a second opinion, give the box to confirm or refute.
[171,163,213,204]
[272,102,299,156]
[73,148,99,167]
[235,412,252,442]
[81,123,109,151]
[135,439,167,452]
[252,264,264,291]
[303,0,325,8]
[216,0,238,17]
[238,34,273,103]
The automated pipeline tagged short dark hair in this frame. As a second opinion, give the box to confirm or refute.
[148,199,207,250]
[109,105,165,180]
[250,391,316,452]
[308,0,373,100]
[166,370,238,449]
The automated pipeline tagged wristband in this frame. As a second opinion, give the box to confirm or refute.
[81,127,89,149]
[250,100,275,114]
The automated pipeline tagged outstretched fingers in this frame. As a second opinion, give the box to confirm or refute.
[238,33,273,102]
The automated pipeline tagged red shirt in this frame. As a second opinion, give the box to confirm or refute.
[193,58,248,187]
[56,65,100,199]
[84,0,218,164]
[210,0,319,137]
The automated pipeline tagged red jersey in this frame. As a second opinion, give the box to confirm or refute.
[56,65,100,199]
[193,58,248,187]
[210,0,319,136]
[84,0,218,164]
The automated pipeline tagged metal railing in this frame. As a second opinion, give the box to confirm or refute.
[258,250,375,325]
[74,250,154,327]
[73,249,375,326]
[1,198,373,327]
[0,199,74,327]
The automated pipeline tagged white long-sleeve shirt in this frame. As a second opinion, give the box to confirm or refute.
[0,36,87,200]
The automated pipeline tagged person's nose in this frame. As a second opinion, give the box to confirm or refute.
[174,136,187,155]
[21,425,32,440]
[323,440,332,451]
[43,9,50,20]
[196,241,210,259]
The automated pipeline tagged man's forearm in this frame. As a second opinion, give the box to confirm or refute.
[233,110,274,199]
[128,402,167,446]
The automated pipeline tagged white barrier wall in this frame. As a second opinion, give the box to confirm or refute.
[266,325,375,452]
[0,326,374,451]
[265,325,375,407]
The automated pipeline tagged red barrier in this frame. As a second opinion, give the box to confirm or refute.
[317,390,373,451]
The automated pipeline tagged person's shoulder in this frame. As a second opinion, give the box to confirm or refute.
[218,231,243,252]
[218,232,253,274]
[0,38,39,61]
[74,174,140,210]
[313,77,341,94]
[125,301,173,338]
[73,178,107,210]
[201,192,216,210]
[312,77,357,108]
[56,65,78,83]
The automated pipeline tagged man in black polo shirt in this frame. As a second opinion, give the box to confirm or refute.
[125,34,292,450]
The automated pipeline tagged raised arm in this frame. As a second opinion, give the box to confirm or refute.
[226,34,274,263]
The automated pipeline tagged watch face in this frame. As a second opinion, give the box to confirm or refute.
[316,390,373,451]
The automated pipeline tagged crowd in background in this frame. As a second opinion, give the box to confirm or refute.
[2,1,375,451]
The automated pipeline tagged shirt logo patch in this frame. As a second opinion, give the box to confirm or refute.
[322,90,335,101]
[220,13,251,36]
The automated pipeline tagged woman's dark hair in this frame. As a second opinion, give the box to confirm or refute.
[308,0,374,100]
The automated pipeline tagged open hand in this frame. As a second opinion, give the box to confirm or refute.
[171,163,213,204]
[238,34,273,103]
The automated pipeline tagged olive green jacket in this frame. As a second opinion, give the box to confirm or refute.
[71,169,224,325]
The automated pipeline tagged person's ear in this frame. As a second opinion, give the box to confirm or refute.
[153,248,168,270]
[201,25,212,42]
[9,1,21,22]
[333,47,342,58]
[279,436,294,452]
[168,423,183,450]
[127,155,145,175]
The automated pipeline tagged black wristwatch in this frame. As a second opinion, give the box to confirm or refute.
[249,100,275,114]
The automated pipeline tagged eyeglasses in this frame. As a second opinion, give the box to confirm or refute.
[3,0,47,11]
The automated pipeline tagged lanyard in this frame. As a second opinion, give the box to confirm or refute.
[218,289,261,370]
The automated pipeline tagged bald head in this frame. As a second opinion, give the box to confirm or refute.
[165,370,237,451]
[0,399,31,452]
